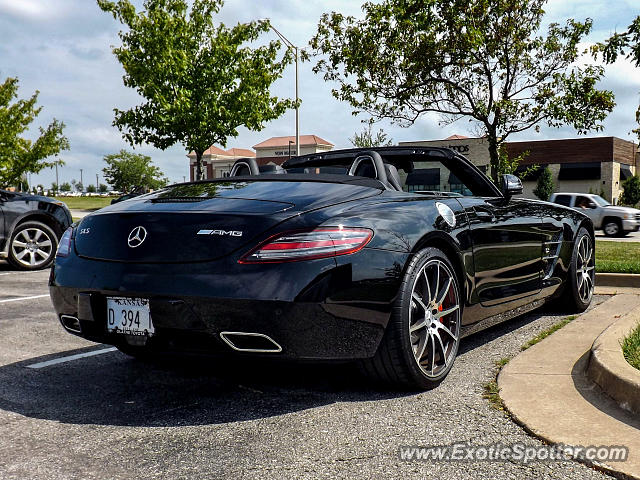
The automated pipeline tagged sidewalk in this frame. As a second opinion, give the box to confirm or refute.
[499,294,640,479]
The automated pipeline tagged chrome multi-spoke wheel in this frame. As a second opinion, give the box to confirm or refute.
[360,247,462,389]
[575,234,594,304]
[409,259,460,378]
[8,222,57,270]
[558,228,594,313]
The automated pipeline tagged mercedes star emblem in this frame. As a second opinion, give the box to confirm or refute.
[127,226,147,248]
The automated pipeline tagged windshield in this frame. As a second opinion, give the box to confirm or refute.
[592,195,610,207]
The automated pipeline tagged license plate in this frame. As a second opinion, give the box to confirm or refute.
[106,297,154,336]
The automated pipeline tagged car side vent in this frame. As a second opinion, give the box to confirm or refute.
[543,231,563,279]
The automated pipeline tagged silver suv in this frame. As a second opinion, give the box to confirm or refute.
[549,192,640,237]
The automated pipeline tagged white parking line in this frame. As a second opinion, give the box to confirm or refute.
[0,294,50,303]
[0,270,48,276]
[26,347,118,369]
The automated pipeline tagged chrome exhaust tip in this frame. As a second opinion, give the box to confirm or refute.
[219,331,282,353]
[60,315,81,334]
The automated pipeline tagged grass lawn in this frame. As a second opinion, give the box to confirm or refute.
[521,315,577,351]
[596,241,640,274]
[55,196,115,210]
[622,323,640,370]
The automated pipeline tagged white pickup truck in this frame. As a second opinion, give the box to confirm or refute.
[549,192,640,237]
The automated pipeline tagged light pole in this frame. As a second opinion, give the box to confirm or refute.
[96,174,99,191]
[264,21,300,157]
[288,140,295,159]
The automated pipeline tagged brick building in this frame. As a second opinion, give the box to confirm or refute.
[400,135,639,203]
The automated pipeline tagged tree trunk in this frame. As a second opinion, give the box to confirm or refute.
[195,151,203,181]
[487,130,500,184]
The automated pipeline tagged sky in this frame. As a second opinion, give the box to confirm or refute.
[0,0,639,189]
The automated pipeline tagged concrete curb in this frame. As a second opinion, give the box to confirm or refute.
[587,311,640,415]
[498,294,640,479]
[596,272,640,288]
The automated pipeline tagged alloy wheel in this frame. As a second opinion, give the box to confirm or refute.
[604,222,619,236]
[408,259,461,378]
[575,235,595,304]
[11,227,54,268]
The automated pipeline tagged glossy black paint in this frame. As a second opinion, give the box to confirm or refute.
[49,147,593,360]
[0,190,72,254]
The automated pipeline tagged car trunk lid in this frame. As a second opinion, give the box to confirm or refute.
[73,179,381,263]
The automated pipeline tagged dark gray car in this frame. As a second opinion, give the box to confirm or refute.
[0,190,72,270]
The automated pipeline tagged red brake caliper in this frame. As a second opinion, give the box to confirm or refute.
[438,304,444,322]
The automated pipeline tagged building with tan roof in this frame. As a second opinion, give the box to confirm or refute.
[253,135,334,166]
[187,146,256,180]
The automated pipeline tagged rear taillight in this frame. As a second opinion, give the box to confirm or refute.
[239,227,373,263]
[56,227,73,257]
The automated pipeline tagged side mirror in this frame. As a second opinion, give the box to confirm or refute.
[501,174,523,199]
[587,201,597,209]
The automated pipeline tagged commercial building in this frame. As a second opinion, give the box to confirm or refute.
[187,146,256,181]
[400,135,639,203]
[187,135,334,180]
[252,135,334,165]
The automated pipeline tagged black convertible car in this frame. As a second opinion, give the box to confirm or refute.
[50,147,594,389]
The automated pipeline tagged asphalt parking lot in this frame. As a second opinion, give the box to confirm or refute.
[0,261,613,480]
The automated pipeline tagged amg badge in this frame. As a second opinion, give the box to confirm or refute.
[197,229,243,237]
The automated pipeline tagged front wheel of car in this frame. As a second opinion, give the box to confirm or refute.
[360,247,462,390]
[603,219,621,237]
[7,221,58,270]
[559,227,595,313]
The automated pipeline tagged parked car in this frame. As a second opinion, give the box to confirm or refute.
[0,189,72,270]
[50,147,594,389]
[550,192,640,237]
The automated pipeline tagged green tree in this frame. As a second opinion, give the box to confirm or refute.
[86,184,97,193]
[620,175,640,206]
[310,0,615,182]
[533,166,554,201]
[349,120,393,148]
[102,149,168,193]
[60,182,71,192]
[596,16,640,139]
[496,145,534,177]
[98,183,109,193]
[0,77,69,188]
[76,181,84,193]
[97,0,295,180]
[51,182,58,193]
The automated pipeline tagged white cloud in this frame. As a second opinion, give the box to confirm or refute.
[0,0,51,20]
[3,0,639,189]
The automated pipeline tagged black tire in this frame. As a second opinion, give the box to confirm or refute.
[602,218,622,238]
[558,227,594,313]
[7,221,58,270]
[360,247,462,390]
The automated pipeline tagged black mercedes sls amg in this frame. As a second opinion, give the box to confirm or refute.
[49,147,595,389]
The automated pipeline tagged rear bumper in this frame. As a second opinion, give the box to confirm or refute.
[49,286,386,360]
[48,249,406,360]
